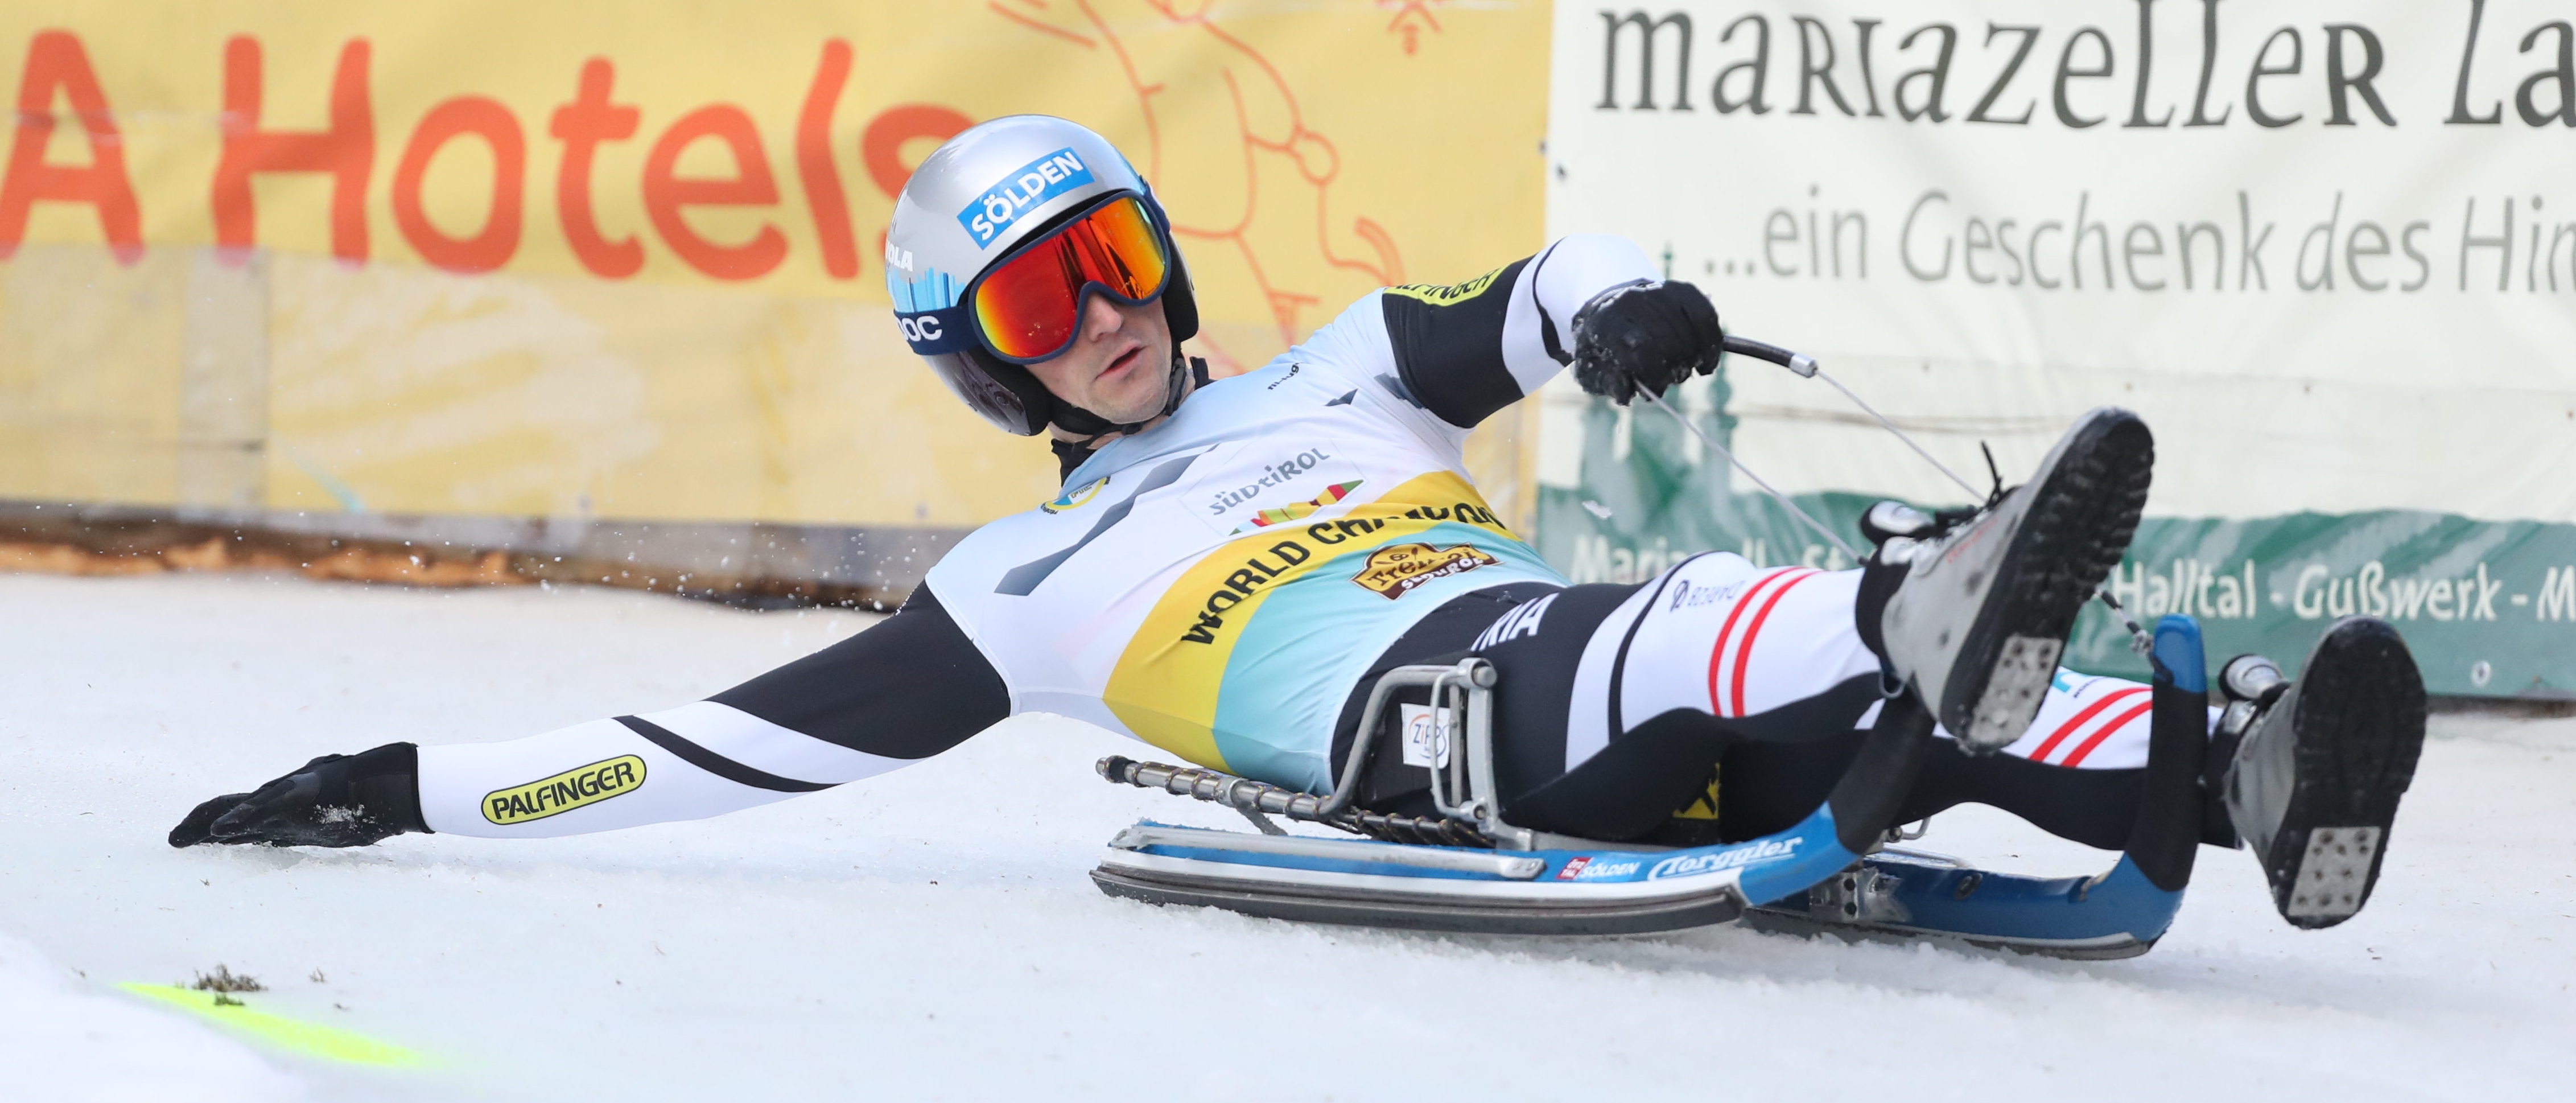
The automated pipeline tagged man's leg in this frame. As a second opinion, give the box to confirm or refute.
[1468,552,2176,845]
[1711,669,2180,850]
[1351,406,2145,840]
[1459,548,2425,927]
[1454,553,1875,841]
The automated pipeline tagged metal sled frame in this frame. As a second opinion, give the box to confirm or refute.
[1092,658,1875,936]
[1093,619,2212,957]
[1740,849,2185,960]
[1739,618,2215,959]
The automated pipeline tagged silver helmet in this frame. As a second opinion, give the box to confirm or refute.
[885,115,1198,436]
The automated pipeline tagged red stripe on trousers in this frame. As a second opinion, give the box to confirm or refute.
[2025,686,2150,763]
[1728,569,1823,718]
[2060,699,2156,767]
[1704,568,1808,717]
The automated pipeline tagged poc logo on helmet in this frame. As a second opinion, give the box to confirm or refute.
[895,308,969,355]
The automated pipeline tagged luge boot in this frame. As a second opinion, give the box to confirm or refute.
[1875,408,2155,752]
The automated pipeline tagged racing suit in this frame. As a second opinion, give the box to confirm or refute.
[413,236,2168,846]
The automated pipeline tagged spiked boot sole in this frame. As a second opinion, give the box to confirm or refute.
[1941,410,2155,749]
[2261,617,2426,929]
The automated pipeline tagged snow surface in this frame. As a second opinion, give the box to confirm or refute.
[2,571,2571,1101]
[0,931,306,1102]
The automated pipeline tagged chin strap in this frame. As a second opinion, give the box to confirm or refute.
[1049,352,1207,446]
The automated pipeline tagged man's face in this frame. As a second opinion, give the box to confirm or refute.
[1023,293,1173,426]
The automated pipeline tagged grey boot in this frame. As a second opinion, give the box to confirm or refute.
[1877,408,2154,751]
[2216,617,2427,929]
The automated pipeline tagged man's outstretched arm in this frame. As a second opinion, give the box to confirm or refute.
[170,585,1009,847]
[1378,233,1722,427]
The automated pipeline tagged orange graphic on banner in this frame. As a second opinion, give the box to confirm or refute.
[0,31,141,264]
[985,0,1406,354]
[391,96,523,273]
[213,36,373,265]
[0,3,1548,534]
[1380,1,1452,56]
[0,29,970,287]
[0,8,1538,319]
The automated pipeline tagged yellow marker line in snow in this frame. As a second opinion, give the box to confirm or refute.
[117,983,428,1068]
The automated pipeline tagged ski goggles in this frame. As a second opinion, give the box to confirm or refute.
[967,193,1173,364]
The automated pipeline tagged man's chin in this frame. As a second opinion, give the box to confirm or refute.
[1095,360,1173,423]
[1094,390,1169,426]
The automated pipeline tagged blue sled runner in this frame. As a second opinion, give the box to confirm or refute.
[1091,619,2216,960]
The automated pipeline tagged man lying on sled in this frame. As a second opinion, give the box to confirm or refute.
[174,116,2426,932]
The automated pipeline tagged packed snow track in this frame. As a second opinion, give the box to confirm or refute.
[2,573,2569,1101]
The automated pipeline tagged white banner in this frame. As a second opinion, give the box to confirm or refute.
[1542,0,2575,523]
[1534,0,2576,695]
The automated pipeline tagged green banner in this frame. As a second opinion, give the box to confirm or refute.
[1535,369,2576,699]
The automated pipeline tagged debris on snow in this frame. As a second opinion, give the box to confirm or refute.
[187,965,263,994]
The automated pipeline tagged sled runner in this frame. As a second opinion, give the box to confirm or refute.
[1089,616,2214,958]
[1737,846,2183,960]
[1089,656,1918,936]
[1738,618,2211,958]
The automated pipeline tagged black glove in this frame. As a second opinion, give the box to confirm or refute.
[1569,280,1724,405]
[168,742,429,848]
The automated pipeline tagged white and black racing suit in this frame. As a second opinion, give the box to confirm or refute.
[415,236,2179,847]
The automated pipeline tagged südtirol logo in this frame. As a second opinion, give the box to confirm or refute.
[1202,447,1335,516]
[1353,542,1499,599]
[481,755,646,825]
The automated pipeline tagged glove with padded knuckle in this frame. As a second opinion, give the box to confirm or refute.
[168,742,430,849]
[1569,279,1725,405]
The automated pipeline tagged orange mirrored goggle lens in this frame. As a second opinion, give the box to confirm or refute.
[970,196,1171,363]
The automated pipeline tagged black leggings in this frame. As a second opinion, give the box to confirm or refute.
[1332,583,2146,848]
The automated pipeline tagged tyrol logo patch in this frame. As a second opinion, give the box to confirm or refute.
[1352,542,1498,599]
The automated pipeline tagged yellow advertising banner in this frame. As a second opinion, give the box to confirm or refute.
[0,1,1549,533]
